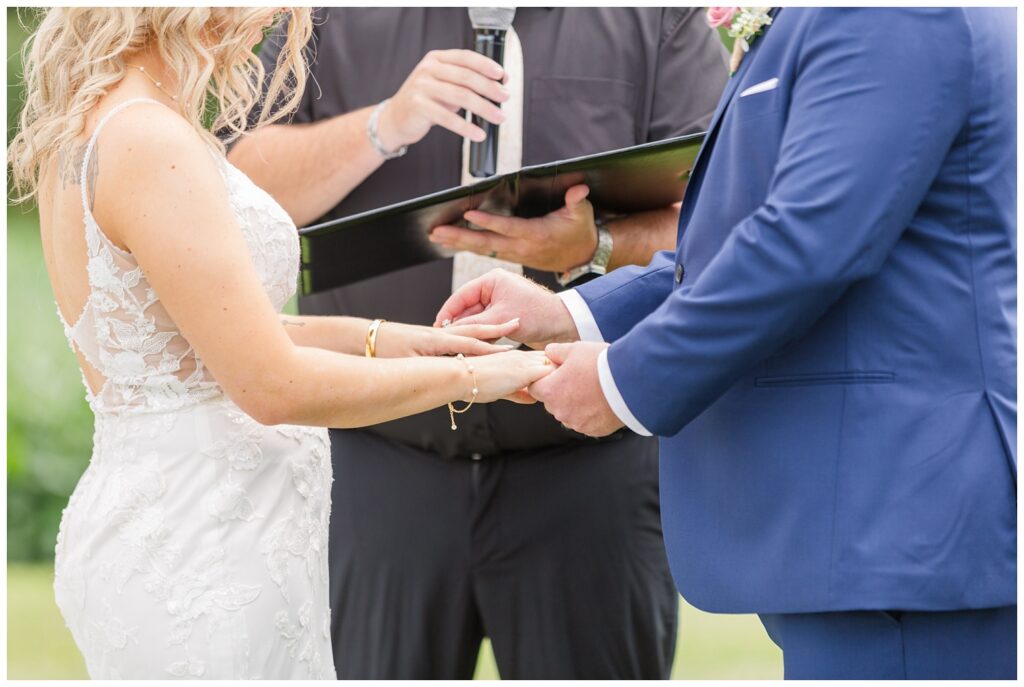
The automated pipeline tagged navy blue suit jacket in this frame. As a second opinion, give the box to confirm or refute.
[577,8,1016,613]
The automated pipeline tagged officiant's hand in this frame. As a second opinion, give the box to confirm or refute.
[377,49,510,151]
[428,185,597,272]
[529,342,624,437]
[434,268,579,349]
[374,319,520,358]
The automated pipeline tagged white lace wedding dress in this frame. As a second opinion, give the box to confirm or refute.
[52,98,336,679]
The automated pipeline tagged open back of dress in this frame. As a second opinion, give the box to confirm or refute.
[49,97,335,679]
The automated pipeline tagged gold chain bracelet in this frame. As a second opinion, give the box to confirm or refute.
[364,319,386,358]
[448,353,479,430]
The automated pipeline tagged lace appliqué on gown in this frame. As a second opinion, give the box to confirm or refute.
[51,98,335,679]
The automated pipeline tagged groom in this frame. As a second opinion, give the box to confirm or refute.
[438,7,1016,679]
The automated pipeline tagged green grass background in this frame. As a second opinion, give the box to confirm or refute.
[7,9,778,679]
[7,209,780,679]
[8,561,780,680]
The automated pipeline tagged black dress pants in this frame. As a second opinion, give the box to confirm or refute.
[326,429,678,679]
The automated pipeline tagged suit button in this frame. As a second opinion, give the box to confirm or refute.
[675,263,684,284]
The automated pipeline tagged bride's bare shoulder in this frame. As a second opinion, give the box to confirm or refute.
[93,102,217,175]
[90,101,226,219]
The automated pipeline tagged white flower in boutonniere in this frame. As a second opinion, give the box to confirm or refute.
[706,7,774,75]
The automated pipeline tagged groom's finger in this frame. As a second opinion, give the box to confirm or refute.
[449,311,510,329]
[528,375,553,403]
[503,389,537,404]
[435,280,489,326]
[544,342,572,366]
[450,303,486,323]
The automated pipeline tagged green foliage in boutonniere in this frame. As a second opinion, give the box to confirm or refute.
[706,7,774,74]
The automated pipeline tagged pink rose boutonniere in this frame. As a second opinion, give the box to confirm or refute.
[707,7,774,75]
[706,6,738,28]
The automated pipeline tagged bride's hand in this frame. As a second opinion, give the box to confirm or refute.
[373,319,521,358]
[462,350,554,404]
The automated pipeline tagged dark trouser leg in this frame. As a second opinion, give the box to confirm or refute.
[327,429,483,679]
[901,605,1016,679]
[760,605,1017,679]
[474,434,678,679]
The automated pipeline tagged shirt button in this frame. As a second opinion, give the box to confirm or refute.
[471,453,483,461]
[675,263,684,284]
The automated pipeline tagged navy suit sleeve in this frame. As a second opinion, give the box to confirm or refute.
[606,9,973,436]
[574,250,677,342]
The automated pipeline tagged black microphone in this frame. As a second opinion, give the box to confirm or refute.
[468,7,515,178]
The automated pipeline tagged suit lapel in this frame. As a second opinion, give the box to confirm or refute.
[701,52,754,148]
[678,9,781,232]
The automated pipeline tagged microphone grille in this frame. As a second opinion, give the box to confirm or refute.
[468,7,516,30]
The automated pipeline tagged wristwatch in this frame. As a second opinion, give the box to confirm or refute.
[556,217,614,286]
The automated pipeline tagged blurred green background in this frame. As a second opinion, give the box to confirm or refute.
[7,8,777,679]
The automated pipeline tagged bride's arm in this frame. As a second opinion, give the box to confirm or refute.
[278,313,520,358]
[97,110,550,427]
[276,314,364,354]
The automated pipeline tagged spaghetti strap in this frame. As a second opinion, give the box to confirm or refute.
[78,97,167,217]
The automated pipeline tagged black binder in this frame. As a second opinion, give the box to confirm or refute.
[298,131,704,295]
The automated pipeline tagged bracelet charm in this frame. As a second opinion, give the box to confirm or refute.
[448,353,479,430]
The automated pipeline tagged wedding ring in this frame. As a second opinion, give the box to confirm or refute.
[365,318,386,357]
[442,318,452,328]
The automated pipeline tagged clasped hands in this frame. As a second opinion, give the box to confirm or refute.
[435,269,625,438]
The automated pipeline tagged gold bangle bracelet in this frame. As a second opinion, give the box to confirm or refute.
[365,319,386,358]
[448,353,479,430]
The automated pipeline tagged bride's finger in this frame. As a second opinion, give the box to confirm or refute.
[452,336,514,356]
[521,359,556,386]
[444,309,506,328]
[502,389,537,404]
[447,318,520,341]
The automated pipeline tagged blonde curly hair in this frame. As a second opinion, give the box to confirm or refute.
[8,7,313,203]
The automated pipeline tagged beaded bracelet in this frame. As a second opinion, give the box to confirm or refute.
[448,353,479,430]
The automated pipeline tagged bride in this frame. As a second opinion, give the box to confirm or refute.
[8,8,552,679]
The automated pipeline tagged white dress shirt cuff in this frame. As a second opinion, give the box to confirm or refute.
[557,290,652,436]
[597,348,653,437]
[558,289,604,343]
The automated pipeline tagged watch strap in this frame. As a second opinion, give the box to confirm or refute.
[556,218,613,286]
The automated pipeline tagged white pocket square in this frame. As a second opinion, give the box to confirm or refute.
[740,77,779,98]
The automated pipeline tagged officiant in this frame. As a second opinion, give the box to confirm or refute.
[230,7,727,679]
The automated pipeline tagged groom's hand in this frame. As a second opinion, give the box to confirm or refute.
[434,268,580,349]
[529,342,624,437]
